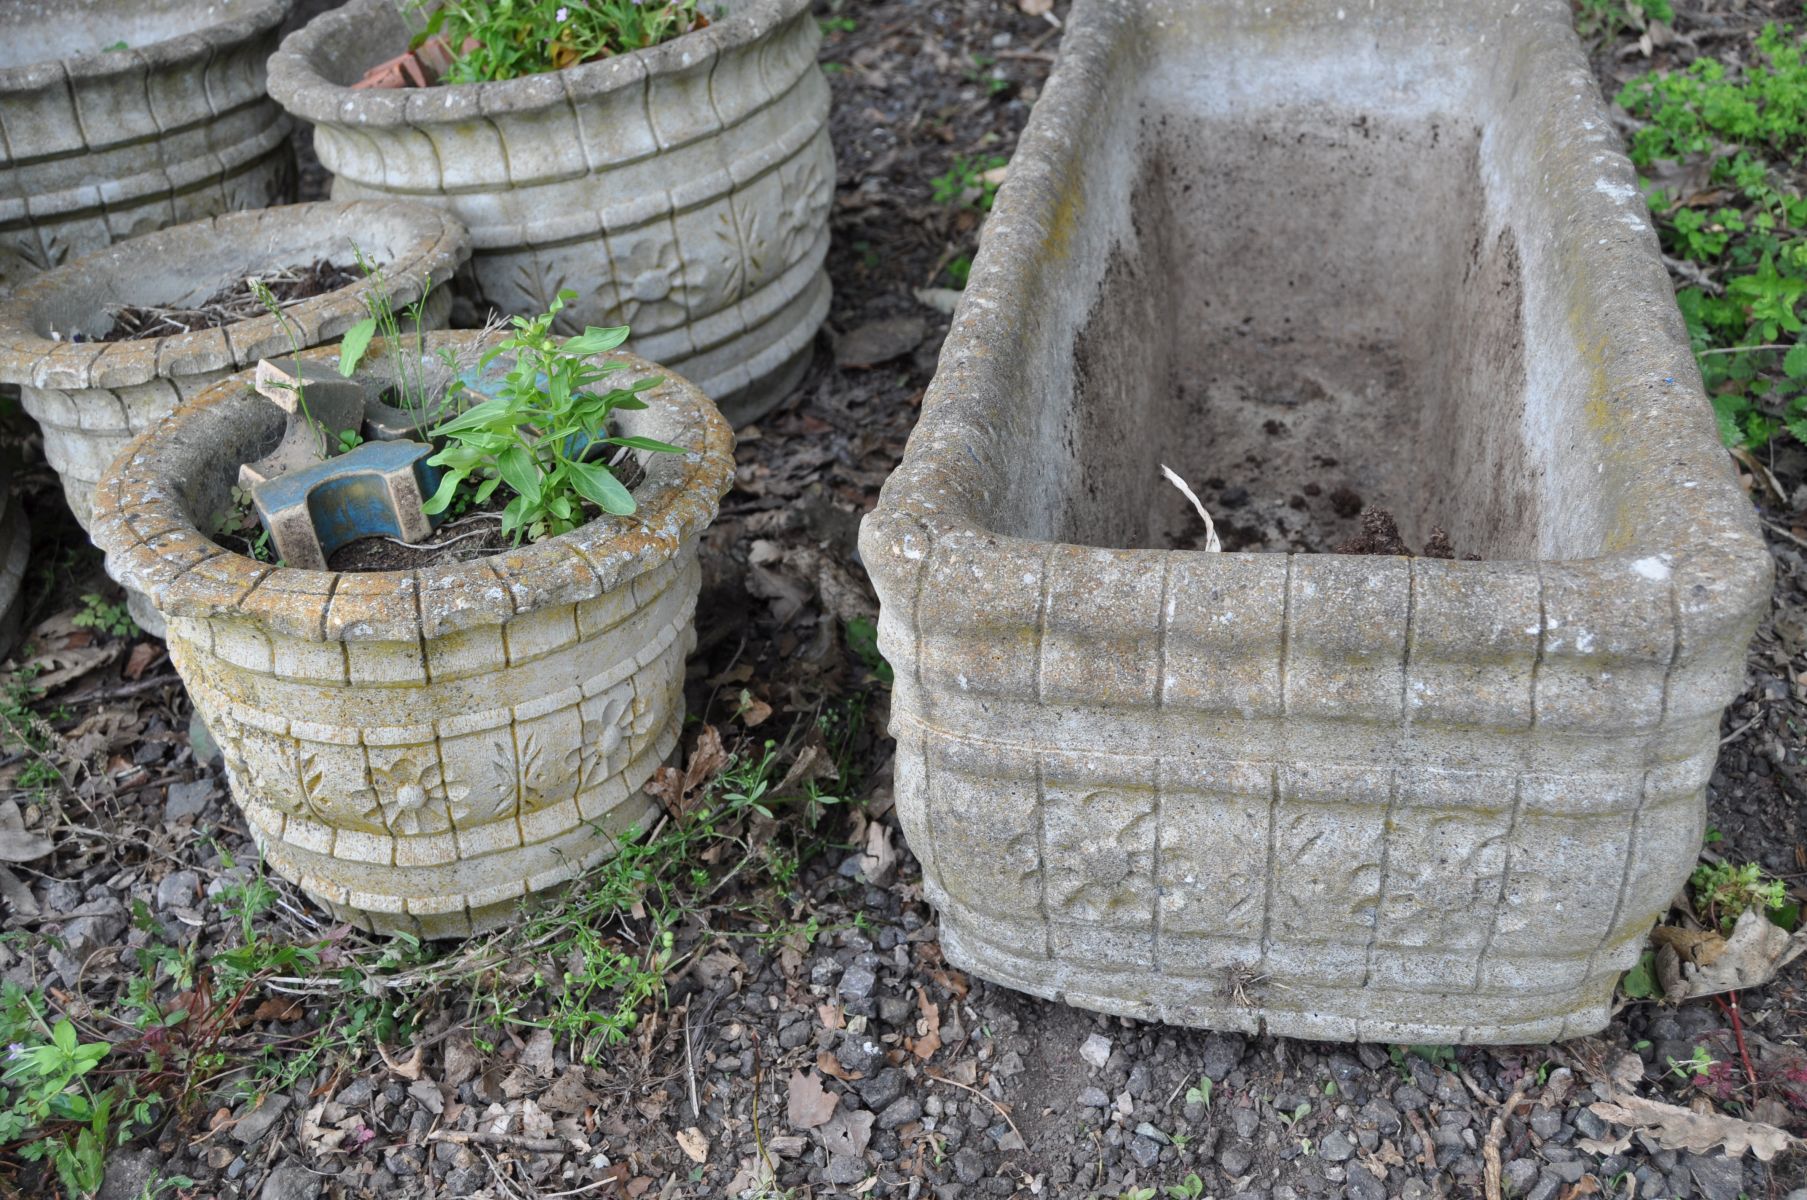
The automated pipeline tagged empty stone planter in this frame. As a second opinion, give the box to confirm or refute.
[92,333,735,937]
[0,201,470,534]
[0,0,298,275]
[858,0,1772,1044]
[268,0,833,427]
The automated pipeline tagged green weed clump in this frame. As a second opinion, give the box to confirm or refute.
[1616,22,1807,449]
[412,0,706,84]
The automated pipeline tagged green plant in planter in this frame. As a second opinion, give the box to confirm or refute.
[423,290,685,543]
[412,0,707,83]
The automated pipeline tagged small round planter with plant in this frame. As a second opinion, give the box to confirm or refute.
[0,0,299,287]
[92,302,735,937]
[269,0,833,427]
[0,200,471,539]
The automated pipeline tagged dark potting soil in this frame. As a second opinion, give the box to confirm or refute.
[1333,507,1477,559]
[93,259,360,342]
[322,452,646,572]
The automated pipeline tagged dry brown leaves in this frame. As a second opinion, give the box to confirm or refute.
[907,985,942,1061]
[785,1069,839,1129]
[645,724,728,819]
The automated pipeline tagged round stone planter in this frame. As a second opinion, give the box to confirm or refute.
[0,201,471,536]
[269,0,833,427]
[0,0,299,276]
[92,332,735,937]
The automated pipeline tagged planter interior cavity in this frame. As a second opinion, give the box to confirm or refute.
[859,0,1772,1044]
[93,334,736,938]
[269,0,834,427]
[0,0,298,274]
[0,201,470,533]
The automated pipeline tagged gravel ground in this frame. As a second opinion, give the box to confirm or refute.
[0,2,1802,1199]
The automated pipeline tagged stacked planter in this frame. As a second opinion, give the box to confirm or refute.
[269,0,833,426]
[93,333,735,937]
[0,202,469,534]
[0,0,298,277]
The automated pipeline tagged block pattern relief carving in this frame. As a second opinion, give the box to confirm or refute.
[0,1,298,279]
[92,333,736,937]
[270,0,834,422]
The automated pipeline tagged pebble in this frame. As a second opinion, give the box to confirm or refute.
[1503,1158,1539,1196]
[1128,1135,1162,1169]
[1080,1033,1112,1070]
[1220,1146,1254,1176]
[877,1096,922,1130]
[1320,1130,1355,1161]
[1346,1169,1386,1200]
[1529,1107,1562,1138]
[165,779,214,822]
[155,870,200,910]
[258,1163,320,1200]
[826,1152,867,1185]
[1203,1033,1245,1080]
[860,1068,907,1111]
[1684,1152,1744,1200]
[1078,1086,1111,1109]
[1526,1173,1562,1200]
[954,1147,986,1185]
[839,964,878,999]
[231,1094,291,1146]
[1231,1106,1260,1139]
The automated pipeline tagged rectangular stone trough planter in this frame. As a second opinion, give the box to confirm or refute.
[858,0,1772,1044]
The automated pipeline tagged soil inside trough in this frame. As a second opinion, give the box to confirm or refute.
[1068,108,1530,558]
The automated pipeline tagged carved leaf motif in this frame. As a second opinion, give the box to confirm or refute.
[299,751,384,831]
[446,738,518,828]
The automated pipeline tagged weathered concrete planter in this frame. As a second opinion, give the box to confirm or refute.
[92,333,735,937]
[268,0,834,427]
[0,0,298,274]
[0,201,469,534]
[859,0,1772,1044]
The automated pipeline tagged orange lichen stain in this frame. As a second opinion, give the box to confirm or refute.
[1044,176,1083,263]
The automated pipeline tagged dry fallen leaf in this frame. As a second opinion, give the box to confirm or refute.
[817,1050,862,1082]
[647,725,729,817]
[0,831,54,863]
[122,642,163,681]
[907,985,943,1061]
[858,821,899,887]
[1017,0,1053,15]
[1656,909,1807,1001]
[1589,1093,1804,1160]
[378,1044,424,1081]
[819,1107,875,1159]
[676,1126,709,1164]
[786,1070,839,1130]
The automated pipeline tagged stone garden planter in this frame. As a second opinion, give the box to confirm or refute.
[858,0,1773,1044]
[92,333,735,937]
[0,201,469,535]
[268,0,833,427]
[0,0,298,276]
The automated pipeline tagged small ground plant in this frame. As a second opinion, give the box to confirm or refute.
[1689,860,1791,930]
[423,290,685,543]
[1616,19,1807,449]
[411,0,707,84]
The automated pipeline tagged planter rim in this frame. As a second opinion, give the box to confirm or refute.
[0,200,471,392]
[859,0,1773,600]
[0,0,290,92]
[268,0,811,128]
[92,331,736,644]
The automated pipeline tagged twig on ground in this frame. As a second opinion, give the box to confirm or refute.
[925,1068,1025,1150]
[1480,1074,1534,1200]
